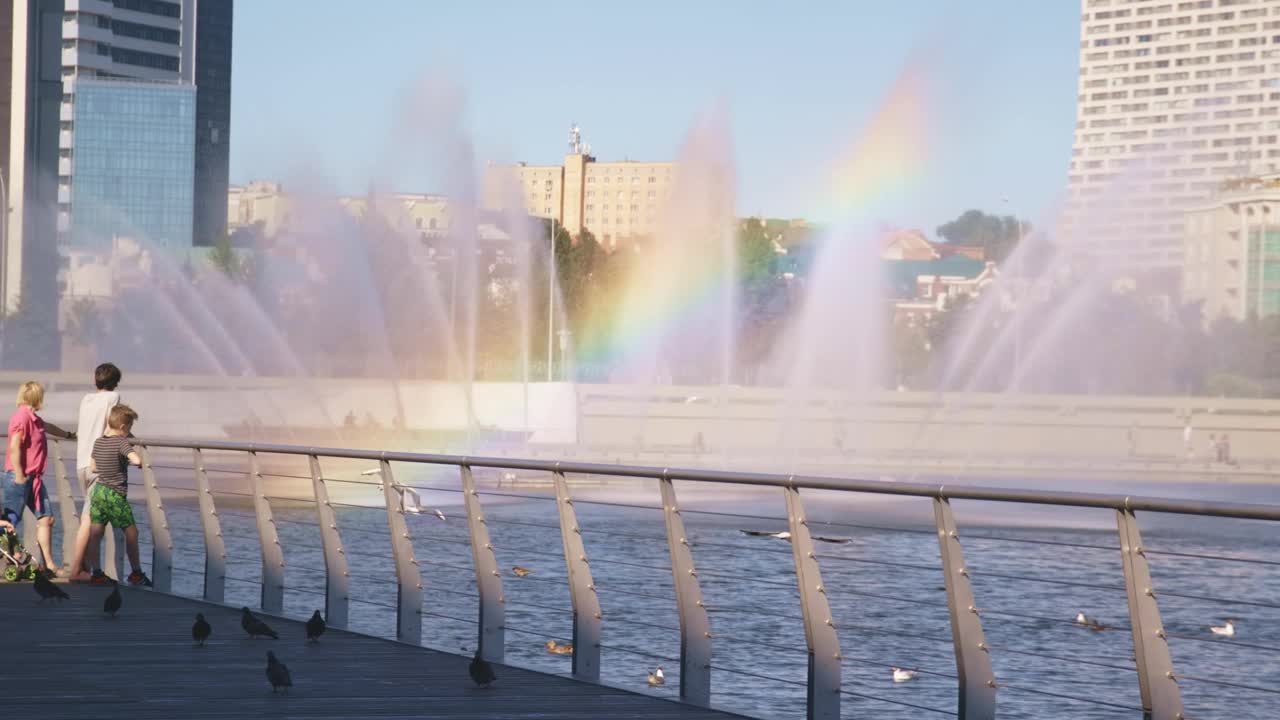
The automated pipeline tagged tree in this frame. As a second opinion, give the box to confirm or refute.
[207,234,248,281]
[936,209,1031,264]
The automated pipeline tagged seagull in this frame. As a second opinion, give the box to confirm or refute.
[241,607,279,639]
[546,640,574,655]
[265,651,292,694]
[432,509,446,521]
[892,667,918,683]
[1210,619,1236,637]
[647,667,665,686]
[1075,612,1089,626]
[33,572,69,603]
[512,566,533,577]
[305,610,326,642]
[104,585,122,617]
[192,613,212,646]
[469,651,497,688]
[739,529,852,544]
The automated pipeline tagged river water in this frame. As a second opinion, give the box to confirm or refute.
[113,465,1279,720]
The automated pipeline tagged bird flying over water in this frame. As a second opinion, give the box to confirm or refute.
[265,651,292,693]
[512,566,533,577]
[469,651,496,688]
[192,613,212,646]
[104,585,121,617]
[242,607,279,639]
[739,529,852,544]
[892,667,918,683]
[647,667,665,686]
[306,610,326,642]
[1210,619,1237,637]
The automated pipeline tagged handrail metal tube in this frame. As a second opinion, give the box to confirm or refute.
[1117,509,1184,719]
[308,454,350,630]
[137,446,173,591]
[461,465,505,662]
[934,497,996,720]
[553,471,602,681]
[192,448,227,602]
[378,459,423,645]
[784,487,840,720]
[248,451,286,613]
[658,477,711,706]
[130,439,1280,521]
[49,439,78,568]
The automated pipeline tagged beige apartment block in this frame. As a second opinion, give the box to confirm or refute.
[1063,0,1280,269]
[227,181,292,236]
[1183,173,1280,320]
[482,127,676,248]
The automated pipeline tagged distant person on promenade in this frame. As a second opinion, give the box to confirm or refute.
[69,363,122,583]
[1183,420,1193,459]
[4,381,76,576]
[85,404,150,586]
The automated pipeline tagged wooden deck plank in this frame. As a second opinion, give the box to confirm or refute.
[6,583,745,719]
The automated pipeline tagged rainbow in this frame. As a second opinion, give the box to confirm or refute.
[572,58,934,376]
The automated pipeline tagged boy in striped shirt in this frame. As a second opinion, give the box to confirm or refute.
[86,404,150,587]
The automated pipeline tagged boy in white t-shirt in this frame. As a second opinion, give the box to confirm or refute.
[69,363,121,583]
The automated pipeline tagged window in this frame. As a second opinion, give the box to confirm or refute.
[648,176,656,183]
[544,207,552,214]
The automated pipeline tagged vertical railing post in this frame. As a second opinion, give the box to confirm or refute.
[377,459,423,644]
[784,486,840,720]
[50,439,78,568]
[934,496,997,720]
[309,454,349,630]
[462,464,505,662]
[553,470,602,681]
[192,448,226,603]
[138,446,172,592]
[1117,508,1184,720]
[659,475,711,706]
[248,451,285,613]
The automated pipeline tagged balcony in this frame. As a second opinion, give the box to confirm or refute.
[64,0,114,14]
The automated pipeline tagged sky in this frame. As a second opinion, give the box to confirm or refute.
[229,1,1082,236]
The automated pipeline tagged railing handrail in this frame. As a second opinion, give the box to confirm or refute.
[131,437,1280,522]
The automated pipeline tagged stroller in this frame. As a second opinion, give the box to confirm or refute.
[0,507,37,581]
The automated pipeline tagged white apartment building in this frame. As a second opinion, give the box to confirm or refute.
[1063,0,1280,269]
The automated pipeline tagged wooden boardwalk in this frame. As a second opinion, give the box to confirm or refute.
[7,583,746,719]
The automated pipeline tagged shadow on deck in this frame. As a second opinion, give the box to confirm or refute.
[9,583,744,719]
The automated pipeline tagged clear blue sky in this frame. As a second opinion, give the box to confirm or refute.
[229,1,1081,234]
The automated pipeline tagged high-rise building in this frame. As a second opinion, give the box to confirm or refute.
[191,0,232,247]
[483,126,675,249]
[1063,0,1280,269]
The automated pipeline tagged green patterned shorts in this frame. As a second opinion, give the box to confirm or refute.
[89,484,135,529]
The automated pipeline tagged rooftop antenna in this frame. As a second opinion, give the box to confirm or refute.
[568,124,582,155]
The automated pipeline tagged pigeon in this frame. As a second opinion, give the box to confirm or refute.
[647,667,665,686]
[33,572,69,603]
[305,610,326,642]
[192,613,212,646]
[104,585,122,617]
[265,651,292,694]
[545,640,573,655]
[1210,619,1237,637]
[892,667,918,683]
[241,606,279,639]
[469,651,496,688]
[511,566,533,577]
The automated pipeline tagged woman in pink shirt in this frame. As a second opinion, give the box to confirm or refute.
[4,381,75,576]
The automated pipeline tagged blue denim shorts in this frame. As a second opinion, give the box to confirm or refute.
[0,470,53,521]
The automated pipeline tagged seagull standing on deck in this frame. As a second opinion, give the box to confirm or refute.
[1210,619,1237,637]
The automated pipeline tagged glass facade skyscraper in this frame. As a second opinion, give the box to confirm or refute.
[66,78,195,251]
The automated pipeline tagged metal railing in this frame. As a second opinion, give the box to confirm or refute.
[13,435,1280,719]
